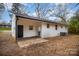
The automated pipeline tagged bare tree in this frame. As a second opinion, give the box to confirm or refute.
[11,3,28,15]
[34,3,49,19]
[49,4,69,23]
[35,3,40,18]
[0,3,5,19]
[73,9,79,21]
[75,3,79,7]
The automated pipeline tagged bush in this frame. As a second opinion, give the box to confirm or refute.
[68,19,79,34]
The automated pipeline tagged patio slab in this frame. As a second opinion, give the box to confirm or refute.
[17,38,48,48]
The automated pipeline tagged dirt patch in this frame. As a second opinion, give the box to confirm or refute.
[0,32,79,56]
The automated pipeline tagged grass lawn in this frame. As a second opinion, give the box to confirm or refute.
[0,28,11,31]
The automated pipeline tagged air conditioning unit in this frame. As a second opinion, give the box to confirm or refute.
[60,32,67,36]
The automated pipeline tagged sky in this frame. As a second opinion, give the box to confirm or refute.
[0,3,79,23]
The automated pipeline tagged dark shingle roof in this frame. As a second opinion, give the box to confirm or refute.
[15,14,67,26]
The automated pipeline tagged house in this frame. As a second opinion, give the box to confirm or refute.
[12,14,68,40]
[0,22,11,28]
[0,24,11,28]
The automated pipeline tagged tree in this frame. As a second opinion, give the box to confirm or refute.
[74,9,79,21]
[68,18,79,34]
[75,3,79,7]
[34,3,49,19]
[11,3,28,15]
[0,3,5,19]
[68,9,79,34]
[49,4,69,23]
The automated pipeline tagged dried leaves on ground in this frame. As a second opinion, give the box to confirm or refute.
[0,32,79,56]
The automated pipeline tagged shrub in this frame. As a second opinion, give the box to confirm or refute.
[68,19,79,34]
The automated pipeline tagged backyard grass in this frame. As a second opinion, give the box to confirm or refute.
[0,32,79,56]
[0,28,11,31]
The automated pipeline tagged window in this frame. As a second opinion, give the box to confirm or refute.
[47,24,50,28]
[55,25,57,30]
[61,26,63,28]
[29,25,33,30]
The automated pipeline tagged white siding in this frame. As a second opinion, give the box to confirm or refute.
[23,25,38,37]
[59,26,68,33]
[12,14,16,38]
[12,16,68,38]
[41,22,68,38]
[17,18,41,37]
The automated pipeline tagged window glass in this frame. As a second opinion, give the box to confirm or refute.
[47,24,50,28]
[55,25,57,30]
[61,26,63,28]
[29,25,33,30]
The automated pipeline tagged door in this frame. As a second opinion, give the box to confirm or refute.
[17,25,23,38]
[38,27,41,36]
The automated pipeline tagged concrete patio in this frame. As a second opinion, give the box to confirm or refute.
[17,38,48,48]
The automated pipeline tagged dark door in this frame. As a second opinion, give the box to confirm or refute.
[18,25,23,38]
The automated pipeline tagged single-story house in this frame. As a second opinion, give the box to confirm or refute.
[0,23,11,28]
[12,14,68,40]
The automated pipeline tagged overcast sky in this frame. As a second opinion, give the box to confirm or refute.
[1,3,79,23]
